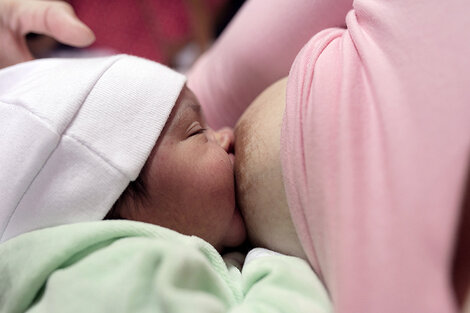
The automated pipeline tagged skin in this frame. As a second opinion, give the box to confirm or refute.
[0,0,94,69]
[234,77,306,260]
[2,2,468,307]
[114,86,246,251]
[237,78,470,311]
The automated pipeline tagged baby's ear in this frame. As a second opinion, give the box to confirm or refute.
[106,175,148,221]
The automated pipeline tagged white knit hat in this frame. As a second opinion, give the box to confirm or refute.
[0,55,186,242]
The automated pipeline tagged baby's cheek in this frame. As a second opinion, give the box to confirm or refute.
[199,156,234,205]
[210,154,234,187]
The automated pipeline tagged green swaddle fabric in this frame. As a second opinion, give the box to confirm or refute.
[0,220,331,313]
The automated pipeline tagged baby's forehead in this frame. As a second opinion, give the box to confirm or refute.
[169,87,203,127]
[141,86,205,175]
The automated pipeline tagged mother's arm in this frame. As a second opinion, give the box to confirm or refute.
[187,0,352,129]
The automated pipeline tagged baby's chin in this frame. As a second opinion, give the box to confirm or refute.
[221,206,247,248]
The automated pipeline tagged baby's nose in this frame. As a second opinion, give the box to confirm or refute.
[214,127,234,152]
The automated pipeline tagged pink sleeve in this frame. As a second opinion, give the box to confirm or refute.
[187,0,352,129]
[282,1,470,312]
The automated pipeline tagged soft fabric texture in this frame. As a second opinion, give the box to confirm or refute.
[188,0,352,130]
[281,2,470,313]
[0,220,331,313]
[188,0,470,312]
[0,55,186,243]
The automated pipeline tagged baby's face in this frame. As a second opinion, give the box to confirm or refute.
[122,87,246,250]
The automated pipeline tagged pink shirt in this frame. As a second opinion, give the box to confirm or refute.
[188,0,352,129]
[189,0,470,312]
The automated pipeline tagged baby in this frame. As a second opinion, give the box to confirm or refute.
[0,54,245,251]
[102,84,246,251]
[0,55,335,313]
[2,0,468,312]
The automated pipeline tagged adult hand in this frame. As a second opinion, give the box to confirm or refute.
[0,0,95,68]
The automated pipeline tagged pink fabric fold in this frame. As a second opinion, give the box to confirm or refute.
[188,0,352,129]
[189,0,470,311]
[282,1,470,312]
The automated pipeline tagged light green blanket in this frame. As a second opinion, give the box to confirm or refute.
[0,220,331,313]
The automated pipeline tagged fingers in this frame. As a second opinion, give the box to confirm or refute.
[0,0,95,68]
[0,31,33,68]
[13,0,95,47]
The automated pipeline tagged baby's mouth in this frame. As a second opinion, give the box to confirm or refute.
[229,153,235,167]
